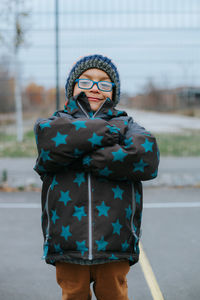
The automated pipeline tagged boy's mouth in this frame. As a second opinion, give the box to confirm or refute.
[88,97,103,102]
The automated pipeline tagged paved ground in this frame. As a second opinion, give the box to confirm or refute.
[0,187,199,300]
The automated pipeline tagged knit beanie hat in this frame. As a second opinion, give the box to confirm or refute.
[65,54,120,105]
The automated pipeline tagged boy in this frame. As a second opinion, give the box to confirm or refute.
[34,54,159,300]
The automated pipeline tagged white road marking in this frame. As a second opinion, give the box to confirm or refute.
[0,202,199,208]
[144,202,200,208]
[0,203,40,208]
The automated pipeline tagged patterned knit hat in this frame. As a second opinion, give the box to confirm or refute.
[65,54,120,105]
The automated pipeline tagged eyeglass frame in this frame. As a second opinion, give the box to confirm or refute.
[74,79,115,92]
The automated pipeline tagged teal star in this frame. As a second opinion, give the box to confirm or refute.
[42,242,49,259]
[51,209,60,224]
[109,254,118,260]
[108,109,113,116]
[58,190,71,206]
[74,148,83,157]
[133,159,148,172]
[73,206,87,221]
[60,225,72,241]
[95,236,108,251]
[151,170,158,178]
[67,100,78,111]
[129,255,134,262]
[125,205,132,220]
[124,137,133,147]
[116,110,124,116]
[51,132,68,147]
[141,138,154,152]
[73,172,85,187]
[135,190,141,204]
[106,125,120,133]
[72,120,87,131]
[99,167,112,177]
[96,201,110,217]
[37,164,46,172]
[112,185,124,200]
[51,176,58,190]
[88,133,103,147]
[41,149,51,162]
[122,240,129,252]
[39,121,51,130]
[111,148,128,162]
[83,155,92,166]
[112,219,123,235]
[54,243,63,254]
[76,240,88,256]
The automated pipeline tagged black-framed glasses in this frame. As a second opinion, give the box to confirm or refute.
[75,79,115,92]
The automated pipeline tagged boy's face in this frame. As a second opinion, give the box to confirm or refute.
[73,68,113,112]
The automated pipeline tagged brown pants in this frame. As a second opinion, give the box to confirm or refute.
[56,261,130,300]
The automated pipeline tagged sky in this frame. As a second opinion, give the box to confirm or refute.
[0,0,200,95]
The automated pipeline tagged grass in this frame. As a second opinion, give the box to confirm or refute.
[0,130,37,157]
[155,131,200,156]
[0,130,200,157]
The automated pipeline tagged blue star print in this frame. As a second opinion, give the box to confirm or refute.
[96,236,108,251]
[96,201,110,217]
[121,240,129,252]
[51,176,58,190]
[151,170,158,178]
[58,190,71,206]
[73,173,85,187]
[135,190,141,204]
[88,133,103,147]
[125,205,132,220]
[112,219,123,235]
[72,120,87,131]
[83,155,92,166]
[39,121,51,130]
[37,164,46,172]
[60,225,72,241]
[51,132,68,147]
[141,138,154,152]
[73,206,87,221]
[99,167,112,177]
[106,125,120,133]
[67,100,78,111]
[111,148,128,162]
[51,209,60,224]
[76,240,88,256]
[54,243,63,254]
[74,148,83,157]
[41,149,51,162]
[109,254,118,260]
[112,185,124,200]
[124,137,133,147]
[133,159,148,172]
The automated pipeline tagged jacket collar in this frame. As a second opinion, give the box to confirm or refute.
[64,92,127,119]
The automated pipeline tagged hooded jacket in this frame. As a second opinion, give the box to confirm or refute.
[34,92,159,267]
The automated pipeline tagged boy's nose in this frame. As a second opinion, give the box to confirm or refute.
[90,83,99,92]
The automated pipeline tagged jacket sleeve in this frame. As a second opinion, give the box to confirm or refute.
[81,117,160,181]
[33,115,120,176]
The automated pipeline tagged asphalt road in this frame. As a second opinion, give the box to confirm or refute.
[0,187,199,300]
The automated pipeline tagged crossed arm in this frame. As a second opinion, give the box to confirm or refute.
[34,116,159,182]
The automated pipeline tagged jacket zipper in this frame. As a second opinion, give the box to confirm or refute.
[76,99,107,260]
[42,184,51,259]
[131,183,139,240]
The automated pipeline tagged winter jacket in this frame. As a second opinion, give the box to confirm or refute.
[34,92,160,267]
